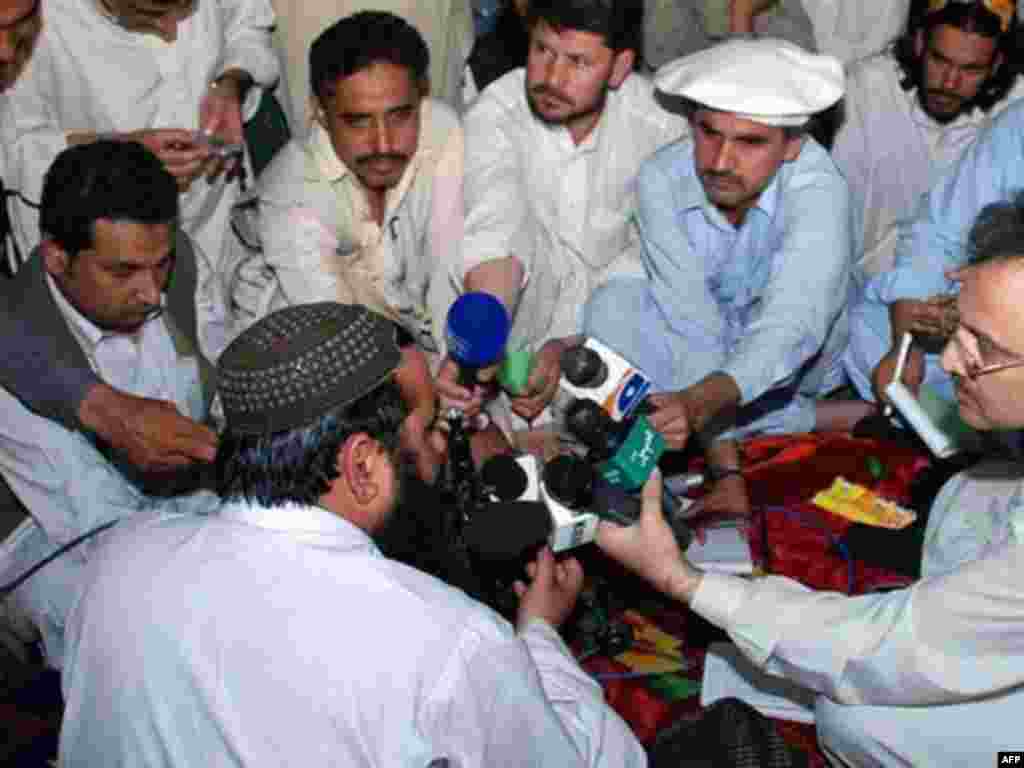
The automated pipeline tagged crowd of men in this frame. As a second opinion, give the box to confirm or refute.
[2,0,1024,765]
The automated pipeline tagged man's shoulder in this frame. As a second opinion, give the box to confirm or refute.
[846,52,902,89]
[607,73,688,143]
[638,138,695,188]
[257,138,314,200]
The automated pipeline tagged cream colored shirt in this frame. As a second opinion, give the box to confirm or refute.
[229,98,462,355]
[462,69,688,353]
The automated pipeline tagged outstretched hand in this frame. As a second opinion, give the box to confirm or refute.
[596,469,702,604]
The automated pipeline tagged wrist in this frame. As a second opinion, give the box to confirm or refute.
[210,69,252,101]
[665,559,703,605]
[78,382,119,438]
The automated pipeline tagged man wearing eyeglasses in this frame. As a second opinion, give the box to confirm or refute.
[597,190,1024,765]
[0,141,219,670]
[3,0,279,361]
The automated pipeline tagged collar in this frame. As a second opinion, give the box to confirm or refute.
[218,498,379,553]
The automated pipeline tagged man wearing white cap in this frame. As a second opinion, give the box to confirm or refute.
[582,38,855,518]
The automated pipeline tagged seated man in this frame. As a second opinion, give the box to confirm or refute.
[833,0,1022,282]
[58,302,645,767]
[845,94,1024,408]
[441,0,687,433]
[0,141,219,667]
[597,192,1024,766]
[5,0,280,359]
[229,10,466,480]
[583,39,852,517]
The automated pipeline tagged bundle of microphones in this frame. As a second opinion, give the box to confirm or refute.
[442,294,694,592]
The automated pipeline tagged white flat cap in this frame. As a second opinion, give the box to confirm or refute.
[654,38,844,126]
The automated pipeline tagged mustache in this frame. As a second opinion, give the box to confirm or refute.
[702,170,740,183]
[356,152,408,166]
[530,84,572,106]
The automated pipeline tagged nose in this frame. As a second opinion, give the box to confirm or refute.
[711,139,736,173]
[940,334,965,377]
[941,62,962,91]
[542,56,569,91]
[371,119,393,155]
[137,270,162,307]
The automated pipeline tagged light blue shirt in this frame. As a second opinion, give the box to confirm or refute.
[865,97,1024,307]
[640,136,852,405]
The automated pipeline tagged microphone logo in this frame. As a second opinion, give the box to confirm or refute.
[630,428,659,467]
[613,371,652,420]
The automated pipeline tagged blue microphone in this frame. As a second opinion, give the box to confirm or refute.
[445,292,511,389]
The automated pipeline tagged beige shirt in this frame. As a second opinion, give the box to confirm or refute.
[270,0,474,135]
[229,97,462,355]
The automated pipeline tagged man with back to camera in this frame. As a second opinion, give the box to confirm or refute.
[833,0,1022,284]
[0,140,219,668]
[437,0,688,436]
[579,38,854,520]
[58,301,645,766]
[596,190,1024,766]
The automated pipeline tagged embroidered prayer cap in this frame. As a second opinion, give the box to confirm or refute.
[654,38,844,127]
[218,302,401,435]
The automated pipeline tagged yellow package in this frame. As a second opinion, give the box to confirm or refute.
[812,477,917,529]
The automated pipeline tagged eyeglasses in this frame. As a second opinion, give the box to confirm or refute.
[948,324,1024,380]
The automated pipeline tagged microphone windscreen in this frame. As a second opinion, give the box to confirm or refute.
[565,399,614,454]
[480,454,529,501]
[445,292,510,368]
[561,345,607,388]
[463,501,552,563]
[543,454,594,509]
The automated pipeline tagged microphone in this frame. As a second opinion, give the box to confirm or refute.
[559,338,652,422]
[565,398,665,491]
[462,500,553,567]
[445,292,511,389]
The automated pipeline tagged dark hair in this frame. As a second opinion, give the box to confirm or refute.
[893,0,1018,113]
[310,11,430,103]
[216,379,408,507]
[526,0,643,56]
[967,189,1024,264]
[39,139,178,257]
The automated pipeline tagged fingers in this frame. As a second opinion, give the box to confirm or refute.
[640,468,665,521]
[170,421,218,463]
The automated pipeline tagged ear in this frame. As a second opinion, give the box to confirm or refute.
[340,433,381,506]
[782,133,804,163]
[42,239,71,279]
[608,48,635,90]
[310,95,327,128]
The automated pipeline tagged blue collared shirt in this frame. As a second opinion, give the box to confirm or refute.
[641,136,852,404]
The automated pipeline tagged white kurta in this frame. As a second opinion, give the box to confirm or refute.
[4,0,279,360]
[228,97,462,356]
[60,500,646,766]
[833,53,1024,281]
[462,69,688,354]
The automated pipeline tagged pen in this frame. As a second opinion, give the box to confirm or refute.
[884,331,913,418]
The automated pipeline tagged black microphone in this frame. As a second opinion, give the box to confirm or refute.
[462,500,553,567]
[564,398,665,490]
[561,344,608,389]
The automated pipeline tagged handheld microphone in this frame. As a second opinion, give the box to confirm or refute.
[560,338,652,422]
[445,292,511,389]
[884,381,958,459]
[565,398,665,491]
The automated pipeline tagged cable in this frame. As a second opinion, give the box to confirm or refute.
[0,519,118,598]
